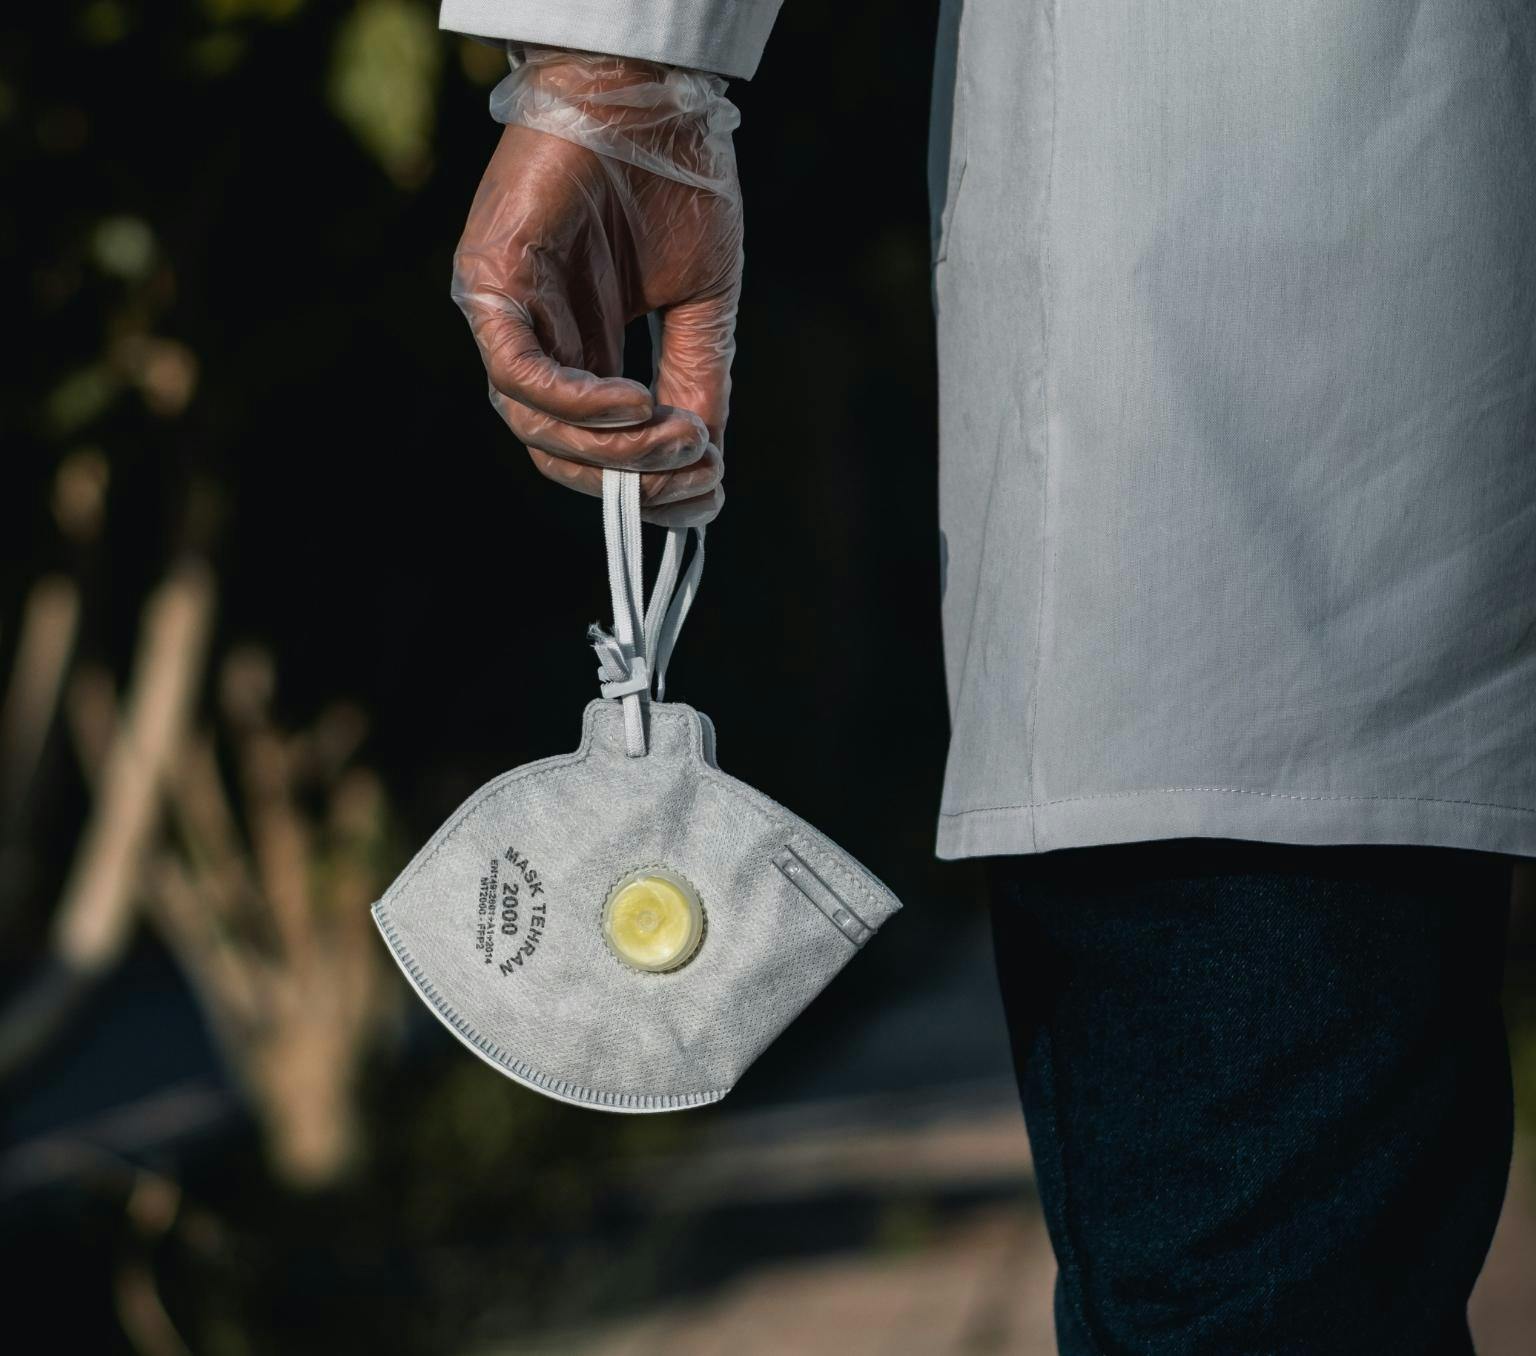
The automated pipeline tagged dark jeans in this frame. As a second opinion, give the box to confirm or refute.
[987,837,1515,1356]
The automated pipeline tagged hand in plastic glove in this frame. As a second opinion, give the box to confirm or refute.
[452,45,744,527]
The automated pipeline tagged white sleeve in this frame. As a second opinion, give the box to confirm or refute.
[439,1,783,80]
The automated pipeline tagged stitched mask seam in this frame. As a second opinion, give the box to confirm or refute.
[374,905,730,1108]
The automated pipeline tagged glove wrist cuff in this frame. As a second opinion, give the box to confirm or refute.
[490,42,741,200]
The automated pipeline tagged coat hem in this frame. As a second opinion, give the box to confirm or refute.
[934,786,1536,861]
[438,0,780,80]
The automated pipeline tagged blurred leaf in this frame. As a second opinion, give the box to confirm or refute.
[201,0,305,22]
[328,0,441,189]
[78,0,132,46]
[46,363,122,436]
[91,214,157,281]
[115,334,200,417]
[53,447,111,543]
[189,30,249,78]
[458,35,508,87]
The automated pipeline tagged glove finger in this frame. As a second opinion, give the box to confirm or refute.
[638,443,722,505]
[459,288,653,429]
[492,388,709,472]
[526,443,722,505]
[652,289,738,447]
[525,448,721,528]
[641,483,723,529]
[452,124,650,429]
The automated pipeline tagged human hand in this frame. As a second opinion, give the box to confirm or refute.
[452,46,743,527]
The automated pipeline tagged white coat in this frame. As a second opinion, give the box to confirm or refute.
[442,1,1536,861]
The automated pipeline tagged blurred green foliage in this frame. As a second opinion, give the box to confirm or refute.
[329,0,443,187]
[0,5,969,1351]
[3,1,466,519]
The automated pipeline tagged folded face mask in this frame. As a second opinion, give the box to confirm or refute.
[372,470,903,1112]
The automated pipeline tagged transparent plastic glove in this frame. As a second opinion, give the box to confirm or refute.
[452,45,744,528]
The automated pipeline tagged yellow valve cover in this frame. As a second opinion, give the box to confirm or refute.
[602,868,705,973]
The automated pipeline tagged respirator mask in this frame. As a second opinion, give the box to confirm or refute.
[372,469,903,1111]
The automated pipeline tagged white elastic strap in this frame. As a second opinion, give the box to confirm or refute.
[651,529,704,701]
[589,469,705,755]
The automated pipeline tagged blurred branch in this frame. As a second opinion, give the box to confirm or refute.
[66,635,399,1190]
[0,575,82,921]
[221,647,316,984]
[141,647,399,1189]
[234,707,396,1184]
[1,450,109,917]
[53,558,215,971]
[115,1171,194,1356]
[0,574,80,837]
[0,559,214,1082]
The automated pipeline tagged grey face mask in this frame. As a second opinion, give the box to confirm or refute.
[372,471,903,1112]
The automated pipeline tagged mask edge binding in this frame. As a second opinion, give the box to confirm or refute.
[371,901,730,1114]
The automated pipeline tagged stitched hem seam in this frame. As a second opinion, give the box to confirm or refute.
[940,785,1536,818]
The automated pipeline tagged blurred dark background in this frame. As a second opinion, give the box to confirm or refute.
[2,4,1533,1354]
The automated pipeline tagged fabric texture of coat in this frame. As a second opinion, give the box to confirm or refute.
[442,0,1536,862]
